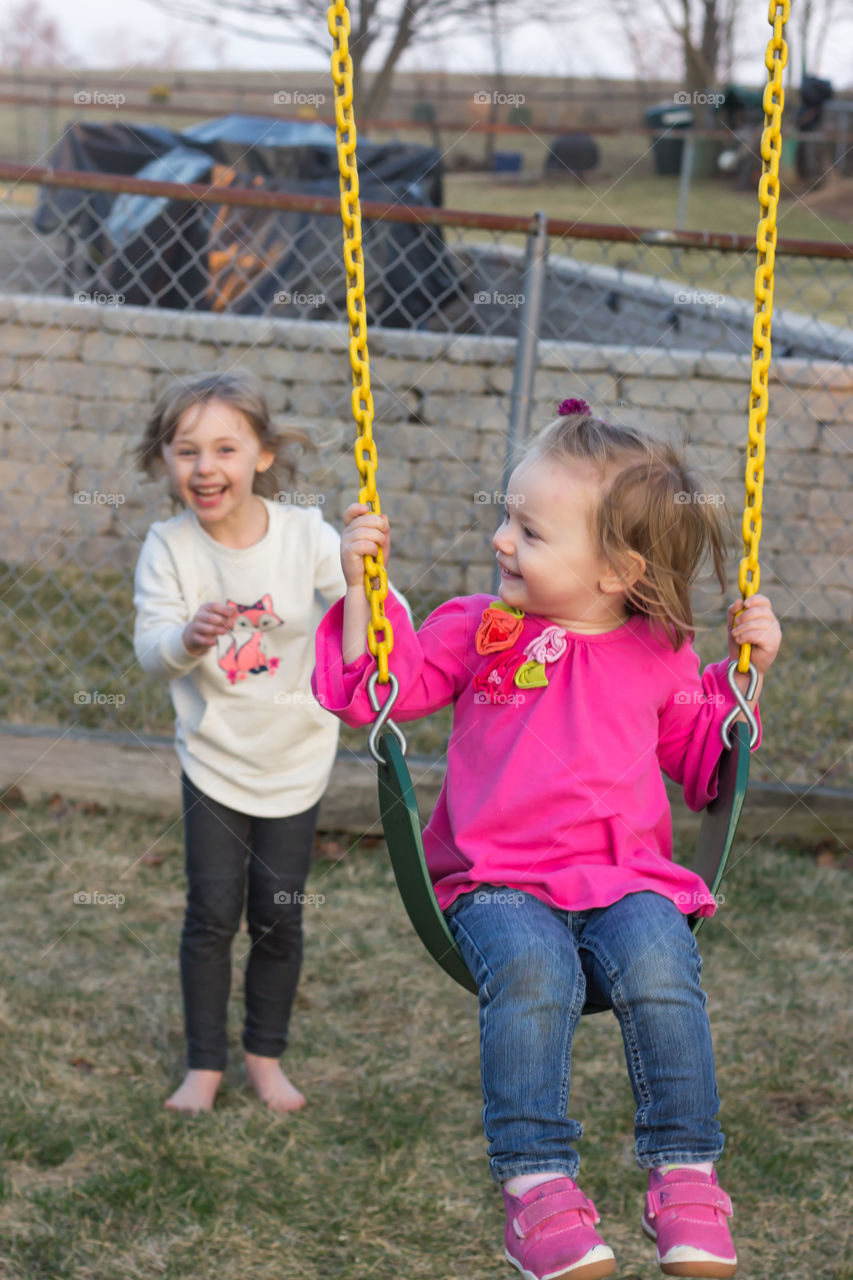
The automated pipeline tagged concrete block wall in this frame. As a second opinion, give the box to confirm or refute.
[0,294,850,621]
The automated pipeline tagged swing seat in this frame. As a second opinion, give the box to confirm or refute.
[378,734,478,995]
[690,718,751,934]
[376,720,751,1006]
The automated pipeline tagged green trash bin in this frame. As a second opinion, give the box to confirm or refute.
[644,102,694,175]
[412,101,436,124]
[718,84,766,129]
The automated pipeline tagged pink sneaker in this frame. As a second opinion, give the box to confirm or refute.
[503,1177,616,1280]
[642,1167,737,1278]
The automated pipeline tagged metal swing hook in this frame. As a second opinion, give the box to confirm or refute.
[366,670,407,765]
[721,659,760,750]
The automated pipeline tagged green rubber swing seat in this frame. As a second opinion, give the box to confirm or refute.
[376,720,752,1007]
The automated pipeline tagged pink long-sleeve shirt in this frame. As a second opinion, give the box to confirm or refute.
[313,592,761,919]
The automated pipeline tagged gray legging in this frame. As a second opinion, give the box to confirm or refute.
[179,772,320,1070]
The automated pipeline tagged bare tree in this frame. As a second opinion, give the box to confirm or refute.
[0,0,73,68]
[599,0,742,131]
[797,0,853,82]
[645,0,740,98]
[139,0,577,122]
[625,0,853,98]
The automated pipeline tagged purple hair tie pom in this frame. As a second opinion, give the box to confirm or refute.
[557,398,591,417]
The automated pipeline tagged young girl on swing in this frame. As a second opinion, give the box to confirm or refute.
[312,400,781,1280]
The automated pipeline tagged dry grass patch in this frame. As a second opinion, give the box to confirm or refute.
[0,797,850,1279]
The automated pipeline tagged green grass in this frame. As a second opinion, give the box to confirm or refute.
[443,153,853,244]
[0,561,171,736]
[438,145,853,330]
[0,797,850,1278]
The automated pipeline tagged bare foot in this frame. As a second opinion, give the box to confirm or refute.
[164,1068,223,1113]
[244,1052,305,1112]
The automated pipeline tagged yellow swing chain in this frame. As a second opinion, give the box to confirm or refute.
[738,0,789,674]
[328,0,392,685]
[326,0,784,747]
[721,0,789,751]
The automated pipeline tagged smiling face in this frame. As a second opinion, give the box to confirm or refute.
[161,398,275,543]
[493,452,634,632]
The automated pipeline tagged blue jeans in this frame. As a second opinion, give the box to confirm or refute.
[445,888,723,1183]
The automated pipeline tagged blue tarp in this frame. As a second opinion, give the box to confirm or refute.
[36,116,460,326]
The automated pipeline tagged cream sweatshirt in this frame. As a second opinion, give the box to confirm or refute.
[133,498,347,817]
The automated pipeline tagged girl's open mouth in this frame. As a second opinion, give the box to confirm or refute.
[192,486,227,508]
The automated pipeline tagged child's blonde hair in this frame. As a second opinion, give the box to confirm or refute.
[523,407,729,650]
[137,370,312,498]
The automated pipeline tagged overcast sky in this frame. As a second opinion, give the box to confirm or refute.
[19,0,853,89]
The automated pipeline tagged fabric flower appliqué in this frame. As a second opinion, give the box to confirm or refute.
[513,626,568,690]
[524,626,568,665]
[475,603,524,655]
[473,650,525,704]
[514,660,548,689]
[472,606,569,705]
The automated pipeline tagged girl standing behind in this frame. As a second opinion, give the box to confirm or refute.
[313,401,781,1279]
[134,370,345,1114]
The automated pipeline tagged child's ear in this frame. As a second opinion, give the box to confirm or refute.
[600,550,645,596]
[256,448,276,474]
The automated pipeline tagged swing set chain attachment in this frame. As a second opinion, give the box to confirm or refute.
[328,0,393,686]
[736,0,789,676]
[722,660,760,750]
[366,671,407,764]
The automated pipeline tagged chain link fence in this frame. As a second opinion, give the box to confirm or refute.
[0,164,850,795]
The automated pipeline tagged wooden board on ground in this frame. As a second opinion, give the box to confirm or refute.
[0,728,850,845]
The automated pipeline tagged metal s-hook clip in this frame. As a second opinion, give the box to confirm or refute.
[721,658,760,749]
[366,669,407,765]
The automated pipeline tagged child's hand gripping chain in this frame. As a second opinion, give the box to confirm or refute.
[727,595,782,684]
[340,502,391,665]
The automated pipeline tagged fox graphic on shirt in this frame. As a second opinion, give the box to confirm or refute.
[217,595,283,685]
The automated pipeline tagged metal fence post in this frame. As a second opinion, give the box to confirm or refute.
[491,209,548,594]
[676,131,695,231]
